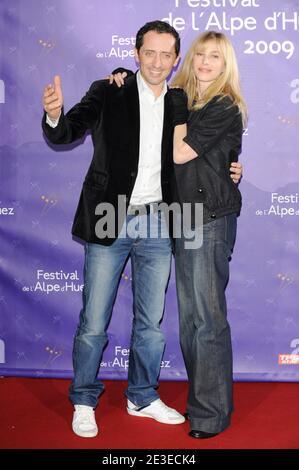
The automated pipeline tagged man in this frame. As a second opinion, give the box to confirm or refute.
[42,20,242,438]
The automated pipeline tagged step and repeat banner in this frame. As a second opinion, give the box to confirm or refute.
[0,0,298,381]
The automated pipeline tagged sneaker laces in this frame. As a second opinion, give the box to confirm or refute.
[152,399,174,416]
[75,405,95,426]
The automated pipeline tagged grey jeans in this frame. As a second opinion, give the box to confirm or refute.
[175,214,237,433]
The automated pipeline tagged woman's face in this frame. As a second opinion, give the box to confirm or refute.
[193,39,225,86]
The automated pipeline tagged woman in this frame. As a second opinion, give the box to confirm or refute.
[169,31,247,439]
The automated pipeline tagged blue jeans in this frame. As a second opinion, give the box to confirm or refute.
[69,211,172,408]
[175,214,237,433]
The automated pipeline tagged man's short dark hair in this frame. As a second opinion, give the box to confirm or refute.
[135,20,180,57]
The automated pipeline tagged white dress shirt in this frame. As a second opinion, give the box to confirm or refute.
[129,71,167,205]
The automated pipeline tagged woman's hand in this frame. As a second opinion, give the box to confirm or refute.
[106,71,127,87]
[230,162,243,184]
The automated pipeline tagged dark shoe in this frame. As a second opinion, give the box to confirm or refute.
[189,429,219,439]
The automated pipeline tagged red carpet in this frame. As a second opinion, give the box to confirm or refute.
[0,378,298,449]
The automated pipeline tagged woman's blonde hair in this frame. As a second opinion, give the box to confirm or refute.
[171,31,247,125]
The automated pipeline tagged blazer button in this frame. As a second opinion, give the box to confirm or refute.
[130,172,136,178]
[210,213,216,219]
[197,188,203,193]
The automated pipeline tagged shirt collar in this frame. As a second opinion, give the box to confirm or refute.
[137,70,167,103]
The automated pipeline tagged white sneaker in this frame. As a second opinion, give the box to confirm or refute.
[72,405,98,438]
[127,398,185,425]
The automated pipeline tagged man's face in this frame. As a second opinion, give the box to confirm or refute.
[135,30,180,93]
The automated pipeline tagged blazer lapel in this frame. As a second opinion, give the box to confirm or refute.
[124,74,140,169]
[161,90,173,171]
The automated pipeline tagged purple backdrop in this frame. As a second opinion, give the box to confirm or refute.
[0,0,298,381]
